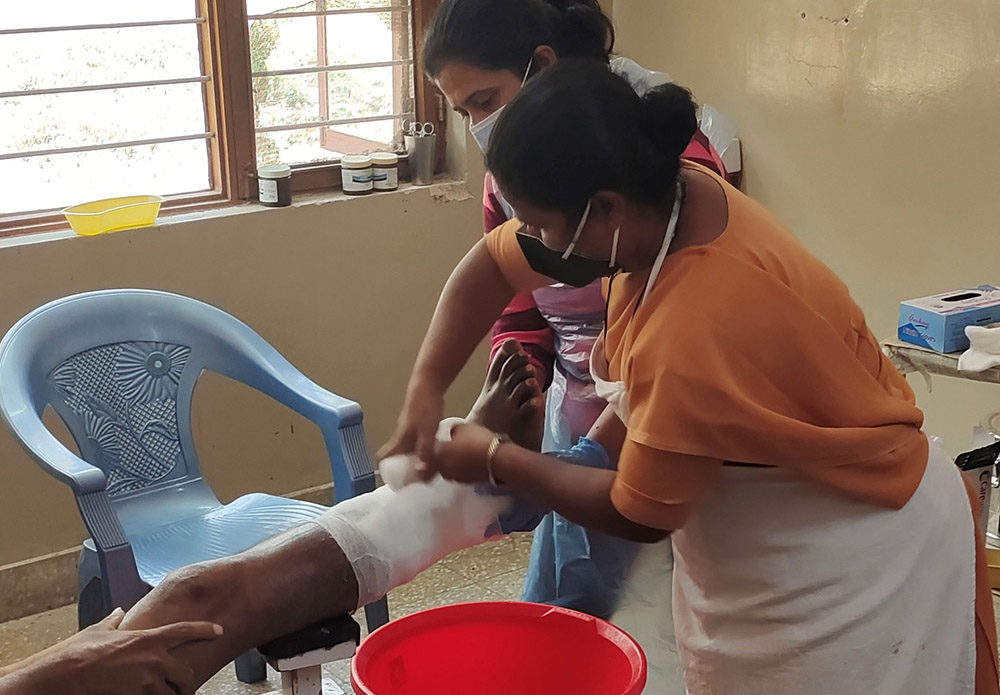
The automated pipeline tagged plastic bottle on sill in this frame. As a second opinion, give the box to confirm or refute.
[257,164,292,207]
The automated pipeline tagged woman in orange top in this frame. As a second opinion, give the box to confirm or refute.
[380,60,998,694]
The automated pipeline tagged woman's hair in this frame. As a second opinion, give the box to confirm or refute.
[422,0,614,78]
[486,60,697,215]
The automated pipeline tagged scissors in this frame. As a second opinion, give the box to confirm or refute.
[402,119,435,137]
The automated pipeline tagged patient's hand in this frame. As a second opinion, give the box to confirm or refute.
[0,608,222,695]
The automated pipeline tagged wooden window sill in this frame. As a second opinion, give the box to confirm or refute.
[0,178,476,250]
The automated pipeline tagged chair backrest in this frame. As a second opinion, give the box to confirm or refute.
[0,290,321,512]
[48,339,195,497]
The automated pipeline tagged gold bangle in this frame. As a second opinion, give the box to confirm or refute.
[486,434,511,487]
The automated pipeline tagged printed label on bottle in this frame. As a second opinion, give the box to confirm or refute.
[342,167,373,192]
[373,167,398,190]
[259,178,279,203]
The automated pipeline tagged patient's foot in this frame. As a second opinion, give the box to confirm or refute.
[467,339,544,451]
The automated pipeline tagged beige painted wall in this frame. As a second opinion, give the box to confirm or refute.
[614,0,1000,454]
[0,145,488,567]
[5,0,999,581]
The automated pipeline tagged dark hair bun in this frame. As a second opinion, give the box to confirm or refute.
[544,0,614,61]
[488,60,694,213]
[640,83,698,161]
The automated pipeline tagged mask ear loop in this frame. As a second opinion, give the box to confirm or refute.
[561,199,592,260]
[609,226,620,268]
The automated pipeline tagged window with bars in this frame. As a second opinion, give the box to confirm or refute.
[249,1,415,163]
[0,0,441,235]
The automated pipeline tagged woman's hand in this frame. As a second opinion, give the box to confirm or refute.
[378,383,445,475]
[1,608,222,695]
[431,422,501,484]
[379,239,521,472]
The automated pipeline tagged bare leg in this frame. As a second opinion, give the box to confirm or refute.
[120,523,358,692]
[467,339,545,450]
[119,476,506,693]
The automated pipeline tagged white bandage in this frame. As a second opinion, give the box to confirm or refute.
[311,487,393,608]
[379,417,465,491]
[312,420,510,608]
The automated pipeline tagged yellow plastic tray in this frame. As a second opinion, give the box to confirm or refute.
[62,195,165,236]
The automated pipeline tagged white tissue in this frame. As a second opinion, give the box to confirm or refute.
[379,417,465,490]
[958,325,1000,373]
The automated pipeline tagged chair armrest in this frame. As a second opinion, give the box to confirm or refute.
[255,359,364,427]
[6,416,146,608]
[203,324,362,426]
[0,351,146,608]
[209,338,376,501]
[320,420,376,502]
[272,366,376,501]
[2,407,107,495]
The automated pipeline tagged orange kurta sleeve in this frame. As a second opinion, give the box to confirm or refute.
[611,439,722,530]
[613,249,927,511]
[484,219,552,295]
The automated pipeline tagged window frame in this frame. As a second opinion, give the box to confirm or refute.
[0,0,444,238]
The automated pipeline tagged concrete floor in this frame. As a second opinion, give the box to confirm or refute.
[0,533,534,695]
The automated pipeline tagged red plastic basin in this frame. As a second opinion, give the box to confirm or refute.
[351,601,646,695]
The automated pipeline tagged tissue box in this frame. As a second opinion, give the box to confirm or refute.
[898,285,1000,353]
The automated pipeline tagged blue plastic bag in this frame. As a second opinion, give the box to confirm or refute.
[478,437,640,619]
[521,438,639,619]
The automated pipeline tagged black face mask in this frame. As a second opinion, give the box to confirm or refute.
[515,233,614,288]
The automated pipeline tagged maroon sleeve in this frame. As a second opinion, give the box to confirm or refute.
[680,130,729,181]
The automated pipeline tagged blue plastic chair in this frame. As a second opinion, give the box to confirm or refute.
[0,289,388,683]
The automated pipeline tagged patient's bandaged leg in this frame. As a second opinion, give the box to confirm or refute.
[311,475,509,607]
[318,416,599,607]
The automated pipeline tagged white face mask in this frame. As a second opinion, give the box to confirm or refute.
[469,56,534,154]
[469,107,504,154]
